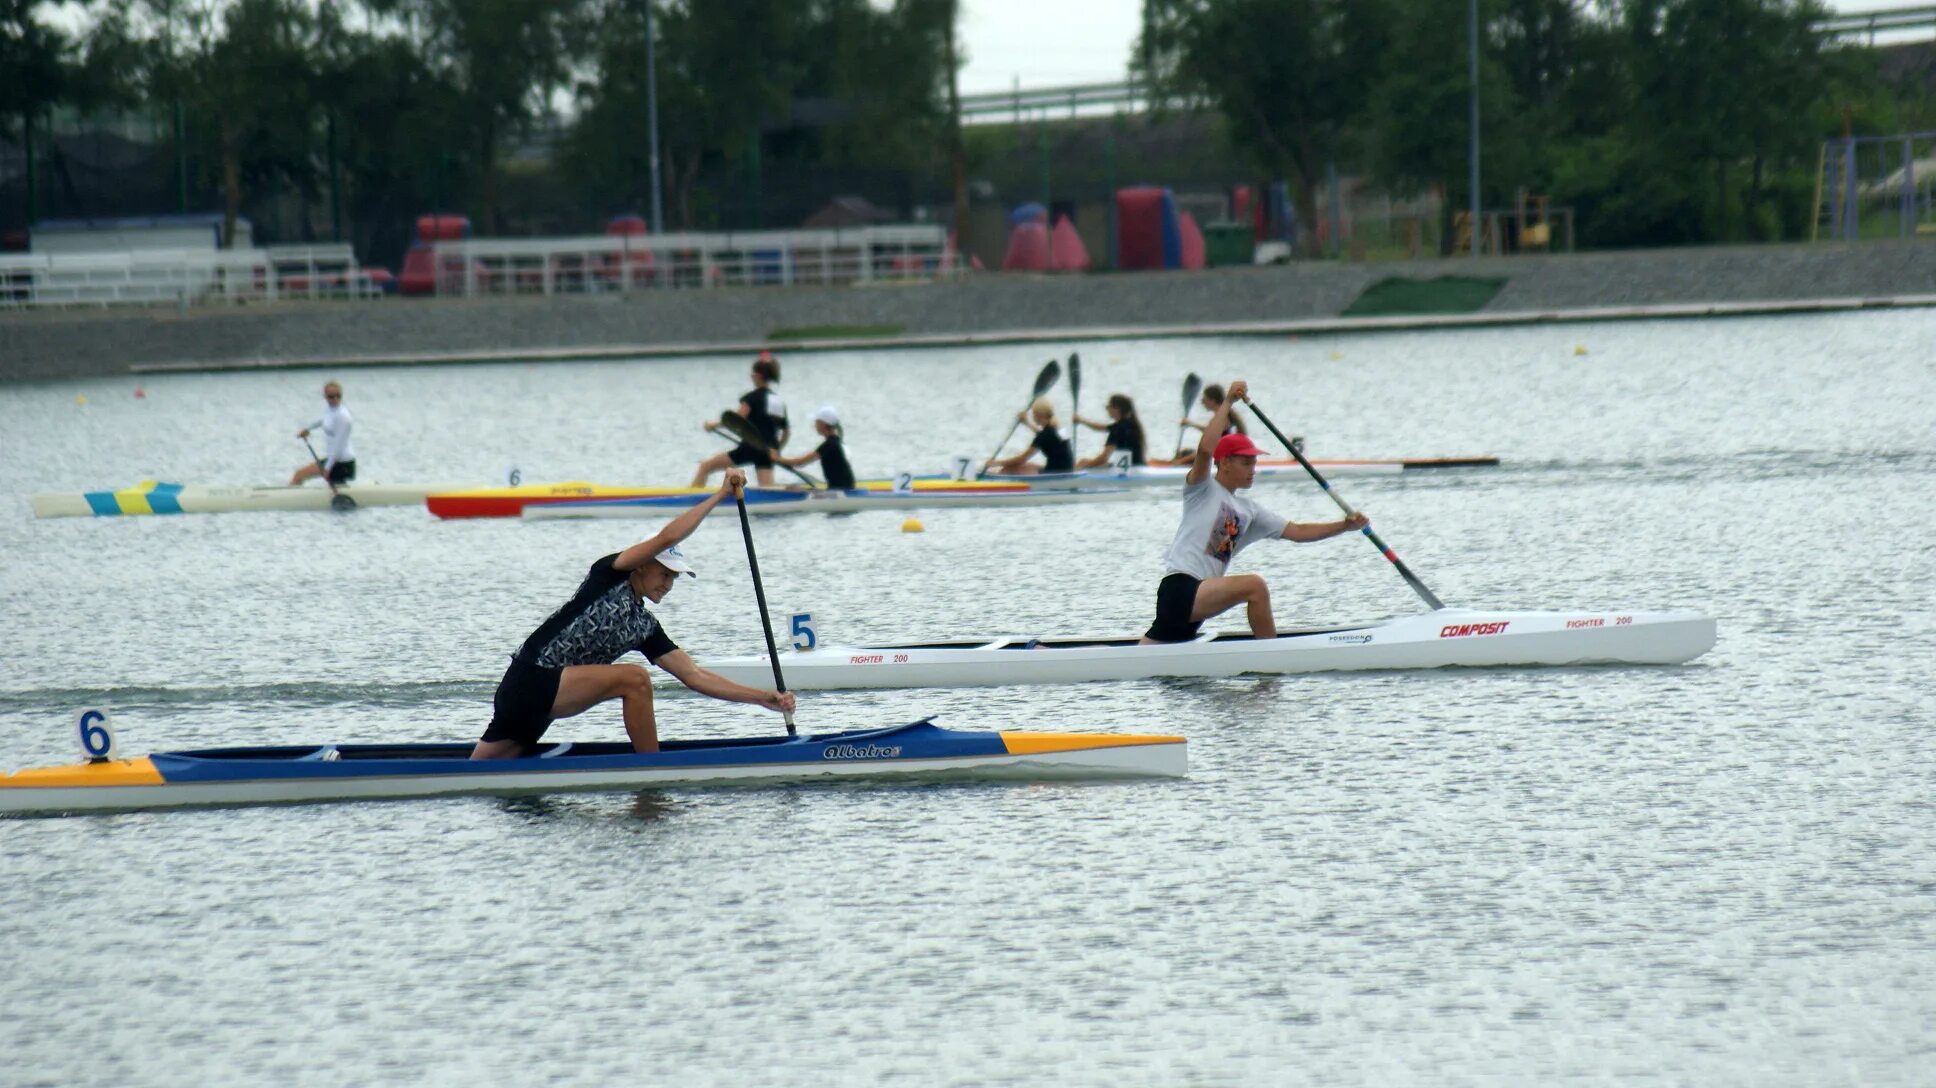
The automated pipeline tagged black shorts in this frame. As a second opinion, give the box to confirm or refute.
[728,443,774,469]
[1144,573,1204,643]
[327,459,356,484]
[481,657,563,748]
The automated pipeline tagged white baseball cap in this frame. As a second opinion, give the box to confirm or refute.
[651,543,698,578]
[814,404,840,426]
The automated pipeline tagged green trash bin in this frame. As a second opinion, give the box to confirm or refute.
[1203,223,1255,267]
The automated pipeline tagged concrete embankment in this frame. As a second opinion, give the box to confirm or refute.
[3,241,1933,384]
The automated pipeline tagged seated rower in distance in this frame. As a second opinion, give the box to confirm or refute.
[1071,393,1148,470]
[772,404,856,490]
[985,397,1074,476]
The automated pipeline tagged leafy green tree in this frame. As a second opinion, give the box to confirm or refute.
[114,0,323,246]
[1137,0,1398,251]
[2,0,73,145]
[376,0,590,231]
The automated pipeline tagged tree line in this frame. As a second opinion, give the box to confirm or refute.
[3,0,1927,259]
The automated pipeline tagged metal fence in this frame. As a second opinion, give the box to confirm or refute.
[1814,132,1936,242]
[0,244,386,309]
[425,225,959,297]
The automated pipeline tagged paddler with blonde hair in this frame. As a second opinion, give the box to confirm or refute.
[984,396,1074,476]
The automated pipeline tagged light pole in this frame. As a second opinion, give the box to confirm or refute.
[1468,0,1481,257]
[645,0,664,233]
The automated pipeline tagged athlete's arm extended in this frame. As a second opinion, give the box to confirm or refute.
[1187,379,1245,485]
[652,649,795,713]
[614,470,744,570]
[1281,511,1369,541]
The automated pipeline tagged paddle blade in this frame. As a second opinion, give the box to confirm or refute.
[1031,359,1062,399]
[1181,372,1203,411]
[717,411,765,449]
[330,493,357,512]
[1068,353,1082,403]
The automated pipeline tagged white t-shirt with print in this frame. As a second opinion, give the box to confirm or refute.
[1160,476,1289,580]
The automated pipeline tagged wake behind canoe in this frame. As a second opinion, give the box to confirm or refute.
[0,720,1186,816]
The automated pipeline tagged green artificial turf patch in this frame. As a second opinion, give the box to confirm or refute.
[767,324,907,341]
[1342,276,1505,317]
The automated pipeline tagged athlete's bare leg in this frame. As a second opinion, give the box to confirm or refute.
[1138,573,1274,644]
[290,462,322,486]
[691,451,735,488]
[1188,574,1274,637]
[470,663,660,759]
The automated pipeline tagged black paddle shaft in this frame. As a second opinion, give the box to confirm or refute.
[1243,398,1446,611]
[732,487,796,735]
[301,435,356,511]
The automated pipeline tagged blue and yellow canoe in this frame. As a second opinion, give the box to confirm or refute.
[0,720,1186,815]
[32,480,472,518]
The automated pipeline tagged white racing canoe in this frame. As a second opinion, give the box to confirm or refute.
[0,719,1186,815]
[32,480,477,518]
[521,485,1143,519]
[974,455,1501,491]
[691,608,1717,690]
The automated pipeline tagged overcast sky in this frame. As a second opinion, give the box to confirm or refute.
[955,0,1936,95]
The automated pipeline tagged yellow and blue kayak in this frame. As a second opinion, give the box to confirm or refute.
[32,480,472,518]
[0,720,1186,816]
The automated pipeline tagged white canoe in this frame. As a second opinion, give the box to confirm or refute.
[32,480,477,518]
[522,485,1143,519]
[977,455,1501,490]
[692,608,1717,690]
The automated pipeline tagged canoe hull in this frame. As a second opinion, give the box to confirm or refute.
[431,479,1038,519]
[522,486,1141,519]
[983,456,1498,491]
[693,609,1717,690]
[33,481,472,518]
[0,721,1185,815]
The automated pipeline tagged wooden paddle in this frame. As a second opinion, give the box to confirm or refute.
[731,480,795,735]
[1241,395,1445,611]
[982,358,1062,472]
[1175,372,1203,459]
[300,436,356,511]
[1067,352,1082,462]
[715,411,823,489]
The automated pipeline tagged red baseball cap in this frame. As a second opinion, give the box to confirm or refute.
[1213,433,1266,461]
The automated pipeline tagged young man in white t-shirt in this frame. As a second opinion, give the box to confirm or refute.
[1141,379,1369,643]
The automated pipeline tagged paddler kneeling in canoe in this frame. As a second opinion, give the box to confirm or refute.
[472,468,795,759]
[1141,379,1369,644]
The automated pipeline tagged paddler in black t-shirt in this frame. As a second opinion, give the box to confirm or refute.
[773,404,856,490]
[472,468,795,759]
[985,396,1074,475]
[1073,393,1148,470]
[693,352,789,487]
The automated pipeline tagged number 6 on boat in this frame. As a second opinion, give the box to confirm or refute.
[78,710,119,762]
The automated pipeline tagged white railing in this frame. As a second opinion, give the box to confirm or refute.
[428,224,960,297]
[0,244,386,309]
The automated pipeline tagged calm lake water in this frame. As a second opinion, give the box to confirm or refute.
[1,310,1932,1085]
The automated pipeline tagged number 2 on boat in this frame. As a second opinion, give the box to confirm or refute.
[77,709,118,762]
[790,613,818,652]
